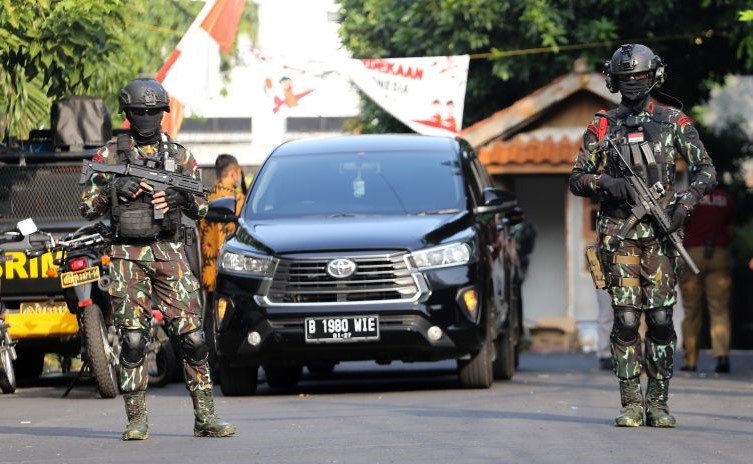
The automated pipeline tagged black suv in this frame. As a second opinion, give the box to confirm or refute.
[212,135,524,395]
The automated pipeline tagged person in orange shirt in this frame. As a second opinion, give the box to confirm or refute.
[198,154,245,375]
[199,154,245,295]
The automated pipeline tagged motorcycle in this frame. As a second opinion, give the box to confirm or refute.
[0,219,44,394]
[27,221,121,398]
[29,220,180,392]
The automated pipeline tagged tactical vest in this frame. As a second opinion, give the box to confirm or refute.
[109,133,183,241]
[597,105,677,217]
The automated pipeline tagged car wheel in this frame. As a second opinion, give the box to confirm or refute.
[264,365,303,390]
[219,360,258,396]
[457,337,493,389]
[493,329,515,380]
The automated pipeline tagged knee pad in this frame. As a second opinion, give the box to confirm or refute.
[180,330,208,366]
[646,307,675,344]
[120,329,148,368]
[612,306,640,346]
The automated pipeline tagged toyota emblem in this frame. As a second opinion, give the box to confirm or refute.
[326,258,357,279]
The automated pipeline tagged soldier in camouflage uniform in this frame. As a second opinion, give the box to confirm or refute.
[570,45,716,427]
[80,78,235,440]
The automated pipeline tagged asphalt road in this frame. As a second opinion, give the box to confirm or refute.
[1,351,752,464]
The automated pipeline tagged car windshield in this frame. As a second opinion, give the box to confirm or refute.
[246,150,465,219]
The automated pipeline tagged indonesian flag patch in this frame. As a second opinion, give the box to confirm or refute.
[627,132,644,144]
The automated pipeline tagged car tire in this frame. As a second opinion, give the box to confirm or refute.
[219,360,258,396]
[493,330,515,380]
[264,365,303,390]
[82,305,119,399]
[457,337,493,389]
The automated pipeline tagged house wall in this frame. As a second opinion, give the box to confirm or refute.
[529,93,609,129]
[514,175,568,323]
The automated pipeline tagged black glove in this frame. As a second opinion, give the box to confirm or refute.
[599,174,630,201]
[112,177,141,200]
[164,189,192,210]
[668,203,689,234]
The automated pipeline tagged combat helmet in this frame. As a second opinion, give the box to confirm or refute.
[603,44,666,93]
[118,78,170,113]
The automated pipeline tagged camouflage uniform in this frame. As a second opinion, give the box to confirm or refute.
[80,137,210,393]
[570,98,715,425]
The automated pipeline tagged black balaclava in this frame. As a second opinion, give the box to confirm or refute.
[618,74,653,113]
[126,109,164,144]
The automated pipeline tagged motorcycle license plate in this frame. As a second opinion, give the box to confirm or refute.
[304,315,379,344]
[60,266,100,288]
[19,301,69,314]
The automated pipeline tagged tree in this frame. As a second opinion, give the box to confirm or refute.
[338,0,753,133]
[1,0,257,140]
[1,1,130,139]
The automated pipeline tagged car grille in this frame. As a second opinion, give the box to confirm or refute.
[267,254,419,304]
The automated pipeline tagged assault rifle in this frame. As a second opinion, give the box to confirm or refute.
[79,160,210,220]
[602,137,700,275]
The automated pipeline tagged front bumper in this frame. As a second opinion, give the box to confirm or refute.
[215,265,486,367]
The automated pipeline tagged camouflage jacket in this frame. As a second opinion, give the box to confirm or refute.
[79,134,208,261]
[569,99,716,239]
[198,181,244,292]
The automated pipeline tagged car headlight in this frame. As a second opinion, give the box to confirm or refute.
[410,242,472,270]
[220,250,277,277]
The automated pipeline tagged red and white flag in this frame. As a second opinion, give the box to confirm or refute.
[342,55,469,136]
[155,0,245,139]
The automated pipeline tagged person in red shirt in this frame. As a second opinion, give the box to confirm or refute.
[679,187,735,373]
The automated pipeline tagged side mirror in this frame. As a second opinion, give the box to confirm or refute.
[206,197,238,224]
[17,218,38,236]
[474,188,517,215]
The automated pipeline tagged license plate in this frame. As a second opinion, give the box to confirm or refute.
[60,266,100,288]
[304,315,379,343]
[19,301,70,314]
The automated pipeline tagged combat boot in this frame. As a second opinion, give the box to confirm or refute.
[122,392,149,440]
[645,378,676,427]
[615,378,644,427]
[191,389,236,437]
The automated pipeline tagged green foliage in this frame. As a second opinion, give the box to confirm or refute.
[1,0,128,138]
[1,0,257,139]
[338,0,753,133]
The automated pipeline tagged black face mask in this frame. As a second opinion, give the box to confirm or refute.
[126,109,164,144]
[618,77,653,103]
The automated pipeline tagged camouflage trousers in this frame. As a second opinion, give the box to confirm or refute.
[679,246,731,367]
[108,256,211,393]
[599,218,678,381]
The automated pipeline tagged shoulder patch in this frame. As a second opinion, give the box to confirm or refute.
[92,148,106,163]
[677,116,692,127]
[586,124,598,136]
